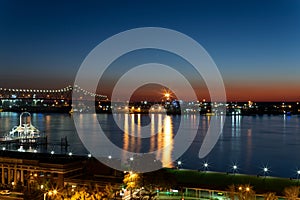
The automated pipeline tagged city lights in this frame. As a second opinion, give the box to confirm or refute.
[1,2,300,200]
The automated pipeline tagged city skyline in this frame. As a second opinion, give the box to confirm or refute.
[0,0,300,101]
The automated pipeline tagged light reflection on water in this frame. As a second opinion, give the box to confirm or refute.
[120,114,174,168]
[0,112,300,177]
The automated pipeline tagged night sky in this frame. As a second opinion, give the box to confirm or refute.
[0,0,299,101]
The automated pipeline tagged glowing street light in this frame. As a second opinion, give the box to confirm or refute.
[263,167,269,177]
[177,161,182,169]
[233,165,238,174]
[164,93,170,99]
[44,189,58,200]
[203,162,209,172]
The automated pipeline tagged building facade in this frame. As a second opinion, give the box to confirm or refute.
[0,151,86,187]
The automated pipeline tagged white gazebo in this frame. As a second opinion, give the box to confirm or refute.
[9,112,40,139]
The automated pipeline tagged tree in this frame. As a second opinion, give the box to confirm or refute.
[236,185,255,200]
[264,192,278,200]
[226,184,255,200]
[284,186,300,200]
[103,183,116,199]
[124,172,142,190]
[68,186,104,200]
[123,169,175,200]
[227,184,236,200]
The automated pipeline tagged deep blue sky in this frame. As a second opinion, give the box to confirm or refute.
[0,0,300,101]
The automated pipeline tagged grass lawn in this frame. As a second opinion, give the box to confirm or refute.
[166,168,299,195]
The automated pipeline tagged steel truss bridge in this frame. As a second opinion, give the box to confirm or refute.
[0,85,107,101]
[0,85,108,112]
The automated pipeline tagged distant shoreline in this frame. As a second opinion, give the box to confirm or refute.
[1,110,300,116]
[1,101,299,115]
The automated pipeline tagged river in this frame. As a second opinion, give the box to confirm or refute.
[0,112,299,178]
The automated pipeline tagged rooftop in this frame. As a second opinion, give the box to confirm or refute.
[0,150,87,165]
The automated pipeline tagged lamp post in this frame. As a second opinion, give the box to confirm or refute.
[233,165,238,174]
[44,189,57,200]
[177,161,182,169]
[203,162,208,172]
[164,93,170,101]
[237,185,253,200]
[44,191,51,200]
[263,167,268,178]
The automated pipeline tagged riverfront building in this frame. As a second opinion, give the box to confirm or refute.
[0,151,86,187]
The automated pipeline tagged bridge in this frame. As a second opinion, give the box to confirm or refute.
[0,85,109,112]
[0,85,107,100]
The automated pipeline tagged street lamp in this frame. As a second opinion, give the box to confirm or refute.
[203,162,209,172]
[233,165,238,174]
[44,191,51,200]
[177,161,182,169]
[44,189,58,200]
[164,93,170,100]
[237,185,253,200]
[263,167,269,177]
